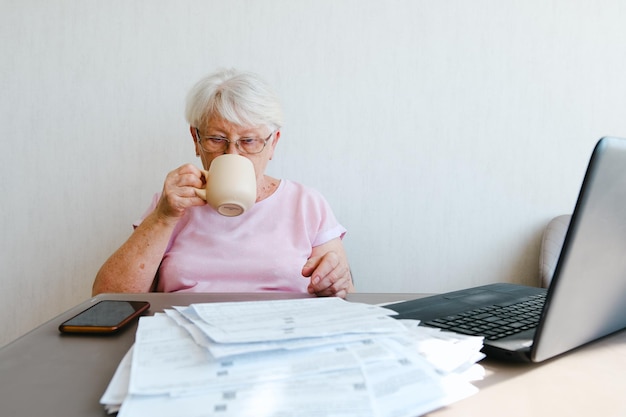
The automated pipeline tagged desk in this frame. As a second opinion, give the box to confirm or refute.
[1,292,625,416]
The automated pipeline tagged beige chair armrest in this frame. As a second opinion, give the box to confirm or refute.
[539,214,571,288]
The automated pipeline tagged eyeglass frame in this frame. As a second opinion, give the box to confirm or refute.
[194,127,275,155]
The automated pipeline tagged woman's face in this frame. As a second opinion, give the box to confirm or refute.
[191,114,280,182]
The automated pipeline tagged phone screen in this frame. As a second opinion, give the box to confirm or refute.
[58,300,150,334]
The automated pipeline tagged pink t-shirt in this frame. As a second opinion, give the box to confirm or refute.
[135,180,347,293]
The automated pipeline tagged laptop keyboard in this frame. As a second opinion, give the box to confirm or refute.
[424,293,546,340]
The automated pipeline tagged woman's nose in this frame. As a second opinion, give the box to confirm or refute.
[224,141,240,155]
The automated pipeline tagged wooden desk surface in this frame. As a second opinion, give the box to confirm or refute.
[431,322,626,416]
[1,292,625,417]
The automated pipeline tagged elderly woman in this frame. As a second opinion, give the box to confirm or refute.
[92,69,354,297]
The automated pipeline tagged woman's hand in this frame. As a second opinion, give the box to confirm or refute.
[302,238,354,298]
[154,164,206,222]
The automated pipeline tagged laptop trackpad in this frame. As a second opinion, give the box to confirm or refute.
[444,290,503,303]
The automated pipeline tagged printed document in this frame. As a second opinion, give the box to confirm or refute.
[101,297,484,417]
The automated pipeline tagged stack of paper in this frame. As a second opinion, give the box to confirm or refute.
[101,297,484,417]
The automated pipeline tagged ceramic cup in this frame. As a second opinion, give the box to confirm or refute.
[194,154,257,217]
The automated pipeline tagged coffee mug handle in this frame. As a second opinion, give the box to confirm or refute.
[194,170,210,201]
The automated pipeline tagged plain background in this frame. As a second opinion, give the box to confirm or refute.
[2,0,626,347]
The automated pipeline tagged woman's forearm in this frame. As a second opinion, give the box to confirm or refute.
[92,212,176,295]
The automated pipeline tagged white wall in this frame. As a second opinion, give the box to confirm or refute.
[2,0,626,347]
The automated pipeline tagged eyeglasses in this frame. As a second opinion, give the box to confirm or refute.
[195,128,274,155]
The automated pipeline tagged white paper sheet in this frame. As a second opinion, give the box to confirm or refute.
[181,297,406,343]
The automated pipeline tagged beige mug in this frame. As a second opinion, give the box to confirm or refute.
[194,154,257,217]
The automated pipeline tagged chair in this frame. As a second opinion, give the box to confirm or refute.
[539,215,571,288]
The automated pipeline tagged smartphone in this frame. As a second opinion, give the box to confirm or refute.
[58,300,150,334]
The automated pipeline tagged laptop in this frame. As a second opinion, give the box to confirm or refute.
[387,136,626,362]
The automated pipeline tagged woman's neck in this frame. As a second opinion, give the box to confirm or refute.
[256,175,280,202]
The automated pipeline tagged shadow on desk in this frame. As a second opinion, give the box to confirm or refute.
[474,326,626,390]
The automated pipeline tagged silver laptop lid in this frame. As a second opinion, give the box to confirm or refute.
[532,137,626,362]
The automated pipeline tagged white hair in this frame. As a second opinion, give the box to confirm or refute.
[185,68,283,131]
